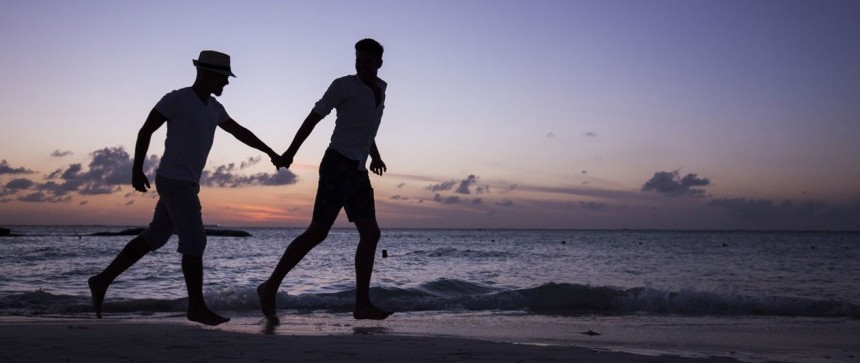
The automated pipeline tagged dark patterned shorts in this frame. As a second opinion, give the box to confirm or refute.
[311,149,376,225]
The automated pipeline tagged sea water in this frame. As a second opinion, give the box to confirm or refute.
[1,226,858,362]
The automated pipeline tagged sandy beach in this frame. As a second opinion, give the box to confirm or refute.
[0,318,745,363]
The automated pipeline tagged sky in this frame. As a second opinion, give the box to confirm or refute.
[1,0,859,230]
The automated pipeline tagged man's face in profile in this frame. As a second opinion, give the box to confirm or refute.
[209,72,229,96]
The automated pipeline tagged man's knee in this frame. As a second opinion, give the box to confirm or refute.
[357,222,380,243]
[303,222,331,244]
[121,236,152,260]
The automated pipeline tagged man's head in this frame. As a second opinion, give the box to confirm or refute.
[355,38,383,82]
[193,50,234,96]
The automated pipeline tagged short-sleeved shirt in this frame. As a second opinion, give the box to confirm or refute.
[154,87,230,182]
[312,75,386,170]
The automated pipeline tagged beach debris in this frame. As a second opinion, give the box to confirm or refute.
[382,249,388,258]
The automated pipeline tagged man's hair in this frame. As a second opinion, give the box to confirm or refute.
[355,38,384,61]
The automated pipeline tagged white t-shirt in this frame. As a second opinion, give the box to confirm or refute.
[312,75,386,169]
[155,87,229,182]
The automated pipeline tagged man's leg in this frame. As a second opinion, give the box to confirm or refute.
[88,235,151,318]
[258,221,331,323]
[159,177,229,326]
[182,254,229,326]
[352,217,392,320]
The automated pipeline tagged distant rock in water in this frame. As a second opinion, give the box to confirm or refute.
[89,228,251,237]
[0,227,11,237]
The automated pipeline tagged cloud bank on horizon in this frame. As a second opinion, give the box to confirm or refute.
[1,146,858,230]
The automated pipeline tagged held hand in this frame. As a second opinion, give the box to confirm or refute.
[370,158,387,176]
[269,154,284,170]
[277,153,294,170]
[132,168,151,192]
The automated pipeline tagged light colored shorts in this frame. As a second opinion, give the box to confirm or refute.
[140,175,207,257]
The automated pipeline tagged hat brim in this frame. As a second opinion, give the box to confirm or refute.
[193,60,236,77]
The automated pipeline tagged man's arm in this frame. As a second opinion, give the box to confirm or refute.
[369,141,386,176]
[218,118,282,169]
[280,111,324,168]
[132,108,167,192]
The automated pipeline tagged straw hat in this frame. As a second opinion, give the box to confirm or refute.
[192,50,236,77]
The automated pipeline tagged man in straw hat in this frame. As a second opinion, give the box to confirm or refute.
[88,50,282,326]
[257,38,393,324]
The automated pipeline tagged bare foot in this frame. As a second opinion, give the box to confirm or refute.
[187,307,230,326]
[87,275,107,319]
[353,305,393,320]
[257,282,280,325]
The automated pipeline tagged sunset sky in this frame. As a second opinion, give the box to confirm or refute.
[2,0,859,230]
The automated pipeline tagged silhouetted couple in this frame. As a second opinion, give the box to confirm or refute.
[89,39,392,326]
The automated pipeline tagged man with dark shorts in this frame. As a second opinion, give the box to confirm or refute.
[88,50,282,326]
[257,38,392,323]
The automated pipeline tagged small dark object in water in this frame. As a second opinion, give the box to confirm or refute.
[722,243,727,247]
[581,330,600,336]
[0,227,10,236]
[382,249,388,258]
[561,240,566,244]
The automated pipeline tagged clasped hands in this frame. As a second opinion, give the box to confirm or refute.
[269,152,387,176]
[269,153,293,170]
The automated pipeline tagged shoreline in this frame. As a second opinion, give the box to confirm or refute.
[0,317,743,363]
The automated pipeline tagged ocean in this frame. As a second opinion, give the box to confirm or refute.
[1,226,858,363]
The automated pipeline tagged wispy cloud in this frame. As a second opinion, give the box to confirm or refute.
[641,170,710,198]
[433,193,462,204]
[708,198,860,230]
[240,156,261,169]
[427,180,456,192]
[455,174,478,194]
[200,163,297,187]
[50,150,73,158]
[0,160,35,175]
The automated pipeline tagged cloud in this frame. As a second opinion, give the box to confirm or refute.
[641,170,710,198]
[397,182,406,188]
[4,146,297,205]
[36,148,154,198]
[584,132,597,137]
[580,201,607,211]
[475,185,490,194]
[51,150,73,158]
[707,198,860,230]
[427,180,456,192]
[495,200,514,207]
[390,194,409,200]
[200,164,298,187]
[472,198,482,204]
[240,156,261,169]
[456,175,478,194]
[707,198,832,219]
[547,132,556,138]
[0,160,35,175]
[433,193,461,204]
[5,178,35,190]
[17,192,72,203]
